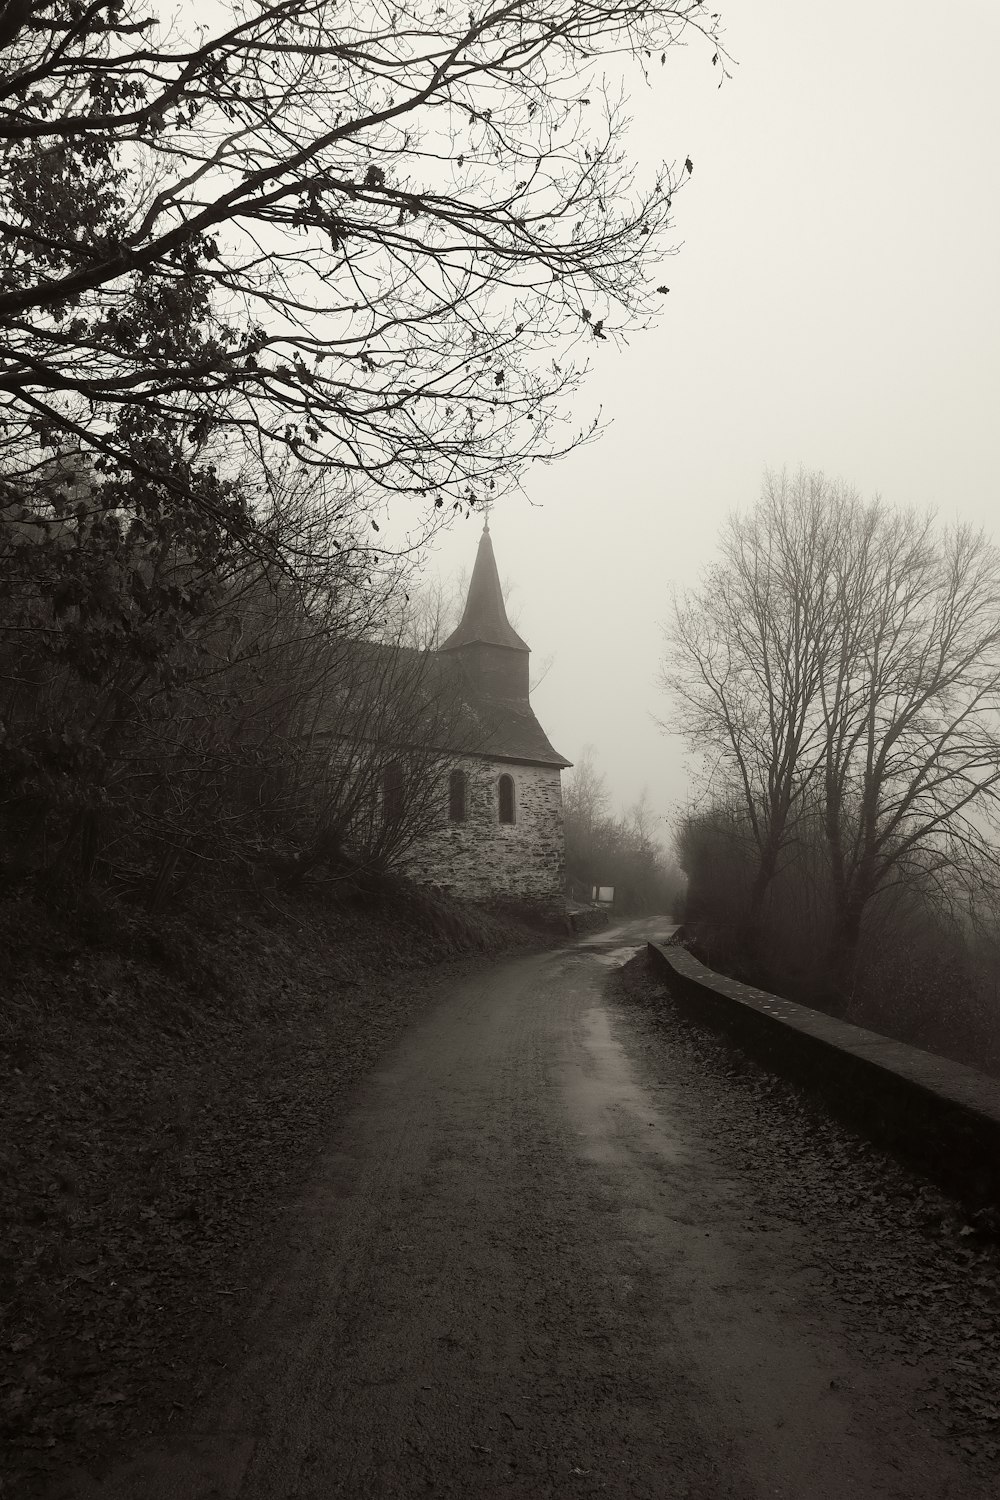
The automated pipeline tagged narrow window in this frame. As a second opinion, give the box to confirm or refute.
[498,773,516,825]
[448,768,467,823]
[383,760,404,823]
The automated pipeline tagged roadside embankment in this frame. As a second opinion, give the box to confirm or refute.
[0,877,555,1498]
[647,940,1000,1214]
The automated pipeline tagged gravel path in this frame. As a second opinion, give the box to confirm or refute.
[68,920,1000,1499]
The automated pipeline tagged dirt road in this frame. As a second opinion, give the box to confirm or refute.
[81,920,992,1498]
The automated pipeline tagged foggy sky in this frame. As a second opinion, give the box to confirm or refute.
[420,1,1000,846]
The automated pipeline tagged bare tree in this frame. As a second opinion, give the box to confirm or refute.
[663,470,850,934]
[273,630,469,887]
[818,508,1000,991]
[0,0,723,881]
[564,744,610,828]
[0,0,722,527]
[664,470,1000,996]
[562,743,608,895]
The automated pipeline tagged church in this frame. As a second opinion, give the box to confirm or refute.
[400,521,571,910]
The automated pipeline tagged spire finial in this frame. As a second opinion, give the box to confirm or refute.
[482,498,492,533]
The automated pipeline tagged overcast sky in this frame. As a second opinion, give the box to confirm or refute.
[418,0,1000,844]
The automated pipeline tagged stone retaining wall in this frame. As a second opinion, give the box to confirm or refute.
[647,940,1000,1212]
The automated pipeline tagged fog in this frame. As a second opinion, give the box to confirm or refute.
[416,0,1000,843]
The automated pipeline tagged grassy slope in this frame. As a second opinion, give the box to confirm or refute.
[0,877,556,1497]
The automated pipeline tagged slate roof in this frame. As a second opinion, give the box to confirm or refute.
[449,665,571,768]
[439,524,529,653]
[319,524,569,769]
[322,641,570,769]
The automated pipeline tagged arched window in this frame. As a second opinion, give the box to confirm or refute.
[448,768,467,823]
[498,773,516,825]
[383,760,404,823]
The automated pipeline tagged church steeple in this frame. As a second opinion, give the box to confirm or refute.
[440,521,529,654]
[439,521,530,701]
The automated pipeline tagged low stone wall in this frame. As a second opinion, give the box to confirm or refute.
[647,940,1000,1213]
[566,904,610,936]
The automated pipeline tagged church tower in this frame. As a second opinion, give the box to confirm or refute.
[403,520,570,911]
[438,521,530,703]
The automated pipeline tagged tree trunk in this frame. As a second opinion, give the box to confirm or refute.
[826,898,864,1013]
[738,848,779,962]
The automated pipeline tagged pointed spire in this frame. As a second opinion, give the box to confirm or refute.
[439,523,528,653]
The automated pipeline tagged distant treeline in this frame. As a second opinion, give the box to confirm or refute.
[563,749,683,916]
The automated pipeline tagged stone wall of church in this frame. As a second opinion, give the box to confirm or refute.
[403,757,565,907]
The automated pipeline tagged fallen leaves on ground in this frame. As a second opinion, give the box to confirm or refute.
[0,881,549,1497]
[614,958,1000,1482]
